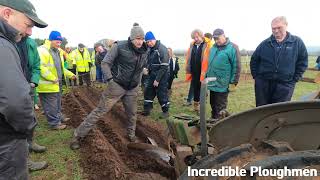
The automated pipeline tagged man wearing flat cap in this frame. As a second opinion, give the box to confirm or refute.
[0,0,47,179]
[206,28,241,121]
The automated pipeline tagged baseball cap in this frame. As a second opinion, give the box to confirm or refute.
[212,28,225,38]
[0,0,48,28]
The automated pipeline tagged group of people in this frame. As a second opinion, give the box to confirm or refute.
[0,0,309,179]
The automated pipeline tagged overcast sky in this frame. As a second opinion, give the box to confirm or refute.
[29,0,319,50]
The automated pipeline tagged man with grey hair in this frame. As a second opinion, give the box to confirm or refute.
[0,0,47,179]
[70,23,148,150]
[250,16,308,106]
[185,29,213,112]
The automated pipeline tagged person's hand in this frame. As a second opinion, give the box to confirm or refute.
[73,64,77,69]
[153,80,159,87]
[143,68,149,75]
[30,83,36,88]
[71,75,77,80]
[52,79,59,84]
[229,83,237,92]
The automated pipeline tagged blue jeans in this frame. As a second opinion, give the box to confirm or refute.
[187,80,194,103]
[39,92,62,127]
[96,66,104,82]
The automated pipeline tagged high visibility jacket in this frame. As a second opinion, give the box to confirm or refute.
[37,40,75,93]
[91,50,95,65]
[64,50,75,70]
[185,38,213,81]
[72,48,91,72]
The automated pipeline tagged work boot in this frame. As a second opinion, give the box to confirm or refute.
[183,101,192,106]
[49,124,67,130]
[194,102,200,112]
[159,112,169,119]
[28,160,48,172]
[70,136,80,150]
[29,142,47,153]
[127,135,137,143]
[62,117,70,123]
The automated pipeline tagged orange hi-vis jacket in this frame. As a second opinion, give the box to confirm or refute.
[185,38,213,81]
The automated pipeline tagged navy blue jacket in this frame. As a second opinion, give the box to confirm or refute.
[147,40,169,82]
[250,32,308,82]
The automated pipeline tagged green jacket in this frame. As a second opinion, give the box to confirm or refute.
[206,39,241,92]
[26,38,41,85]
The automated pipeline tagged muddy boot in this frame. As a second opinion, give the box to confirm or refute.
[62,117,70,123]
[28,160,48,172]
[70,136,80,150]
[127,135,137,143]
[29,142,47,153]
[49,124,67,130]
[194,102,200,112]
[183,101,192,106]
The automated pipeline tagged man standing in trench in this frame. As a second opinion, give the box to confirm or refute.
[70,23,148,150]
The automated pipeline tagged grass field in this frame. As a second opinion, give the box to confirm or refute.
[30,56,320,180]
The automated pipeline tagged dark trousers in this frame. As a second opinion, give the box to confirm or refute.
[254,78,295,107]
[192,76,201,102]
[68,68,77,85]
[75,81,138,139]
[78,72,91,86]
[96,66,104,83]
[144,74,169,113]
[210,91,229,119]
[167,76,174,90]
[0,139,28,180]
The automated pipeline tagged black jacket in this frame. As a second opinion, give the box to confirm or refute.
[169,57,179,78]
[0,20,36,141]
[250,32,308,82]
[102,39,148,90]
[147,40,169,82]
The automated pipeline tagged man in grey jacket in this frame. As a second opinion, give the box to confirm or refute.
[70,23,148,150]
[0,0,47,179]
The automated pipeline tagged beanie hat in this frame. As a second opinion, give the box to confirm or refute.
[49,31,63,41]
[130,23,145,40]
[145,31,156,41]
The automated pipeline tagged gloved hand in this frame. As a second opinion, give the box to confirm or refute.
[73,64,77,69]
[229,83,237,92]
[88,62,93,68]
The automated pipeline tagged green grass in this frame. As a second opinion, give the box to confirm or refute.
[30,110,82,180]
[31,56,320,179]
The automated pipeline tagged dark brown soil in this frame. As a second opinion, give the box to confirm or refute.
[62,86,176,180]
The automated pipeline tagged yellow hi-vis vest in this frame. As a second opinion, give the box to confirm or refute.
[37,40,75,93]
[72,48,91,72]
[64,51,75,70]
[91,50,95,65]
